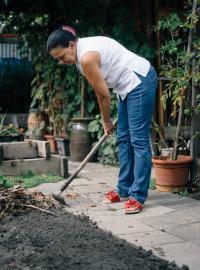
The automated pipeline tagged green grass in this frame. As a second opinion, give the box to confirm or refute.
[0,171,63,189]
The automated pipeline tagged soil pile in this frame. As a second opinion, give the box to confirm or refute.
[0,209,189,270]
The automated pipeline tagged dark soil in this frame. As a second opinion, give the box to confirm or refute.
[0,209,189,270]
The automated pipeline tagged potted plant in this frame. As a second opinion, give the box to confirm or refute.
[152,1,199,191]
[0,114,24,142]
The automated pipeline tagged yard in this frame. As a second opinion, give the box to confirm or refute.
[0,0,200,269]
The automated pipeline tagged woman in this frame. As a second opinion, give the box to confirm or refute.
[47,25,158,214]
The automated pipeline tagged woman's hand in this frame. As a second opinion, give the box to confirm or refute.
[103,120,115,136]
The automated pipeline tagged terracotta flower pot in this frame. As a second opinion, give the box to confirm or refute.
[44,134,58,154]
[152,155,193,192]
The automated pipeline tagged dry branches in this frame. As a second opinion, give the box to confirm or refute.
[0,185,59,219]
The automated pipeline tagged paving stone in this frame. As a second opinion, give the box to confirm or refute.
[86,209,119,218]
[82,192,105,203]
[154,196,200,208]
[86,214,154,234]
[192,240,200,247]
[181,205,200,218]
[71,183,110,194]
[138,211,200,231]
[171,222,200,242]
[85,204,110,212]
[98,201,125,211]
[148,190,180,200]
[127,205,175,219]
[149,241,200,270]
[120,230,184,247]
[31,180,65,195]
[68,177,93,186]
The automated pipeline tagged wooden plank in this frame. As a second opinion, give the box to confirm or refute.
[1,141,38,160]
[60,156,68,178]
[0,145,3,163]
[0,156,68,176]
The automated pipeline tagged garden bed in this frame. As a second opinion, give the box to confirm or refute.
[0,209,189,270]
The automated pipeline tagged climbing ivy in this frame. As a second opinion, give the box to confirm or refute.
[0,0,155,164]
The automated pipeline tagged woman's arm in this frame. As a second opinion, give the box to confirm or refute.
[80,51,115,135]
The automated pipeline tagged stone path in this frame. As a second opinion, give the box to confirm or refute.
[33,161,200,270]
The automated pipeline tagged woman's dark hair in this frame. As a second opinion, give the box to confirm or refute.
[46,25,77,52]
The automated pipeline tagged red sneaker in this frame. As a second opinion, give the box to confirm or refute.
[103,190,128,204]
[124,198,143,214]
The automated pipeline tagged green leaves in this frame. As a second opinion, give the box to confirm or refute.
[157,4,200,118]
[88,115,118,164]
[156,13,182,32]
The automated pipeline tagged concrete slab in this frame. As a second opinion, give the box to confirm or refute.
[152,196,200,210]
[138,210,200,231]
[125,205,175,219]
[85,214,155,235]
[192,240,200,247]
[175,205,200,220]
[120,230,184,247]
[149,241,200,270]
[171,222,200,242]
[82,192,106,203]
[31,180,65,195]
[69,177,100,186]
[71,183,110,194]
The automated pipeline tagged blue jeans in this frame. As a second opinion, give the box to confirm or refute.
[116,65,158,204]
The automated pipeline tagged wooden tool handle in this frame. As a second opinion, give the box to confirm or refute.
[60,118,118,192]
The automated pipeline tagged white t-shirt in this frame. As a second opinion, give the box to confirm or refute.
[76,36,150,100]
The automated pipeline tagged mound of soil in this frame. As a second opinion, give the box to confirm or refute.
[0,209,189,270]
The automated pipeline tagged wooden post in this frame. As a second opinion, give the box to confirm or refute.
[80,77,85,118]
[155,0,165,140]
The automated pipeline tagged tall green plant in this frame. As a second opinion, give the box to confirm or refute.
[155,0,200,160]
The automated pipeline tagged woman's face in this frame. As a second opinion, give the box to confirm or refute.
[50,41,77,65]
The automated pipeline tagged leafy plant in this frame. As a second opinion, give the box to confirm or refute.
[0,113,23,136]
[88,92,118,165]
[0,124,22,136]
[0,1,155,163]
[155,1,200,159]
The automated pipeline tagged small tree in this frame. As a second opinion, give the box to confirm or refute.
[155,0,200,160]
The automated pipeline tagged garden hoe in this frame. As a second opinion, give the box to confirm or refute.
[52,118,118,206]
